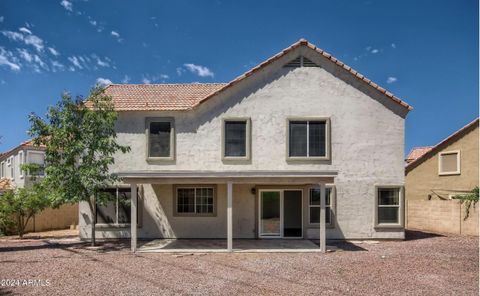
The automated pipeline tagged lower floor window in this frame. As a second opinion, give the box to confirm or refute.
[96,187,138,225]
[176,187,215,215]
[309,187,334,225]
[376,187,402,226]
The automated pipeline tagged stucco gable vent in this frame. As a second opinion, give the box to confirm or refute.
[284,56,319,68]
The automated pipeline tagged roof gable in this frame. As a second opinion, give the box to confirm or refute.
[104,39,412,112]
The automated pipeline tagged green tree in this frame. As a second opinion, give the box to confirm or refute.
[28,86,130,245]
[0,182,50,238]
[454,186,479,220]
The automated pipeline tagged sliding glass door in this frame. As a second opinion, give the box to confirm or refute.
[259,191,281,237]
[259,189,303,238]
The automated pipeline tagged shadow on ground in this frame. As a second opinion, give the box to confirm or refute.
[405,230,444,241]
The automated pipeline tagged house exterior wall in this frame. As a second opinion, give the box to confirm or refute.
[79,47,408,240]
[405,125,479,233]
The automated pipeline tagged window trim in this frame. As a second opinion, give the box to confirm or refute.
[286,117,331,161]
[438,150,461,176]
[308,185,336,228]
[221,117,252,161]
[95,185,142,228]
[145,117,176,162]
[374,185,404,229]
[173,184,217,217]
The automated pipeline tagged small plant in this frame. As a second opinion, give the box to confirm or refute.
[453,186,479,220]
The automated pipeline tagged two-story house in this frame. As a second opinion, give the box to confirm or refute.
[78,39,412,252]
[0,139,46,190]
[0,139,78,232]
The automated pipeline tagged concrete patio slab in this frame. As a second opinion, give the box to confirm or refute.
[138,239,329,253]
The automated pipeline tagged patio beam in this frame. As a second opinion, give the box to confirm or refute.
[131,183,138,252]
[319,183,326,253]
[227,181,233,252]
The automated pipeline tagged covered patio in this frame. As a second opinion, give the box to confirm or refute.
[119,170,337,253]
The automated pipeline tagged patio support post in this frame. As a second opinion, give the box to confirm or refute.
[131,183,138,253]
[319,183,326,253]
[227,181,233,252]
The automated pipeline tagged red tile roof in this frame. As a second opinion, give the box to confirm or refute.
[405,146,433,163]
[104,83,227,111]
[0,178,13,191]
[103,39,412,112]
[406,118,479,173]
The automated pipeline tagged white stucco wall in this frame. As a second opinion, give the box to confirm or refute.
[79,46,408,240]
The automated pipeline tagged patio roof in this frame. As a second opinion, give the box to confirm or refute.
[117,170,338,184]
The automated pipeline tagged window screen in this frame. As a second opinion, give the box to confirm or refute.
[149,121,171,157]
[224,121,247,157]
[96,188,135,225]
[289,120,326,157]
[28,152,45,175]
[439,152,459,174]
[177,187,214,215]
[309,188,332,224]
[377,188,400,224]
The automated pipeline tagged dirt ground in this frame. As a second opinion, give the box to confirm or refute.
[0,231,478,295]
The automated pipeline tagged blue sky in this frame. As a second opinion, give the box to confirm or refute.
[0,0,478,155]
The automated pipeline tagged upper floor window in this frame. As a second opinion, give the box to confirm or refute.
[287,118,330,160]
[222,118,251,160]
[27,151,45,176]
[375,186,404,228]
[0,161,4,178]
[146,117,175,161]
[438,151,460,175]
[18,151,24,178]
[9,156,14,180]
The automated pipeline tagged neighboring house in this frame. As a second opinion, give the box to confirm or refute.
[405,146,432,164]
[405,118,479,236]
[79,39,413,251]
[0,139,78,232]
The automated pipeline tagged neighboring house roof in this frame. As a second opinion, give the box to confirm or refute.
[406,118,480,173]
[405,146,433,163]
[103,39,412,112]
[0,139,45,162]
[0,178,13,192]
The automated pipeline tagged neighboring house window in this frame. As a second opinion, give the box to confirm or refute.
[5,158,11,178]
[27,151,45,176]
[0,161,4,178]
[438,151,460,175]
[309,186,335,226]
[146,117,175,160]
[175,186,216,216]
[96,187,139,226]
[222,118,251,160]
[10,156,14,180]
[18,151,24,178]
[287,118,330,160]
[375,186,404,228]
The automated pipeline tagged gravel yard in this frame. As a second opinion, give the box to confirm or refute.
[0,231,478,295]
